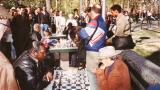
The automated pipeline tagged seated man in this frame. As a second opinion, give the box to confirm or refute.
[14,41,53,90]
[95,46,131,90]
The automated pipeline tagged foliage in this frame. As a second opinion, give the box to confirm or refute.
[0,0,19,9]
[19,0,45,8]
[1,0,159,14]
[51,0,79,14]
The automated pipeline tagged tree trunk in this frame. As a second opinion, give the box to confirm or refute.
[122,0,125,9]
[46,0,51,11]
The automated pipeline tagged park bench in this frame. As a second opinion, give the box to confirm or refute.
[121,50,160,90]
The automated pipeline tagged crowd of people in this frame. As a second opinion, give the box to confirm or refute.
[0,3,136,90]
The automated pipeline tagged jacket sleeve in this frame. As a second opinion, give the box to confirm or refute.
[16,59,49,90]
[79,28,89,39]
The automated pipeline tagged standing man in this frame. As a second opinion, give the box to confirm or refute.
[40,6,51,37]
[55,11,66,34]
[79,4,107,90]
[110,5,130,37]
[110,4,135,50]
[11,7,32,57]
[0,6,19,90]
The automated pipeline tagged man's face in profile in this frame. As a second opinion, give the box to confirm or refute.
[36,45,46,61]
[87,11,91,18]
[111,10,118,17]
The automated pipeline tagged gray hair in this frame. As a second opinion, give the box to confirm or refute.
[32,41,43,52]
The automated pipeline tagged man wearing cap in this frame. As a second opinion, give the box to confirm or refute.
[0,6,19,90]
[79,4,107,90]
[14,41,53,90]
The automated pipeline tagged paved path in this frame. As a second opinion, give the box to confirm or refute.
[131,26,160,66]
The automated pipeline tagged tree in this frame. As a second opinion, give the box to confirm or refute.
[45,0,51,11]
[0,0,19,8]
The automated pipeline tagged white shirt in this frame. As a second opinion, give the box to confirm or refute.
[55,16,66,28]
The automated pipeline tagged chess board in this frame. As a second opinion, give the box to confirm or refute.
[52,70,90,90]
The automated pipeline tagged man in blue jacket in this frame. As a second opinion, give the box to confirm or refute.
[79,4,107,90]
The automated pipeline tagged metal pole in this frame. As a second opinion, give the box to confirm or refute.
[101,0,106,21]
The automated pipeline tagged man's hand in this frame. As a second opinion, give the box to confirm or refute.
[43,72,53,82]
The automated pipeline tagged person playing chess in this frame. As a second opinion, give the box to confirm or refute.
[14,41,53,90]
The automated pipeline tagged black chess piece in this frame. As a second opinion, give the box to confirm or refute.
[52,81,56,90]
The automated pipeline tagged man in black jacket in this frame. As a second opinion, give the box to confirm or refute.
[14,41,53,90]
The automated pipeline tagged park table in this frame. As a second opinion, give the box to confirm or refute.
[49,46,78,70]
[49,46,78,53]
[49,34,66,39]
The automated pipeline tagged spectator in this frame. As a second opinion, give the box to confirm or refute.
[50,10,56,33]
[40,6,50,37]
[55,11,66,34]
[14,41,53,90]
[63,23,77,41]
[73,8,80,25]
[26,6,36,33]
[83,7,92,26]
[66,13,78,27]
[147,10,152,28]
[31,23,42,41]
[124,11,130,20]
[79,4,107,90]
[41,6,51,26]
[11,7,32,57]
[54,10,60,34]
[32,7,41,24]
[0,18,13,61]
[41,29,53,47]
[0,6,19,90]
[135,11,139,23]
[110,4,135,50]
[73,8,80,20]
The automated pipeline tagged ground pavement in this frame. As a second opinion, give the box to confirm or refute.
[131,22,160,66]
